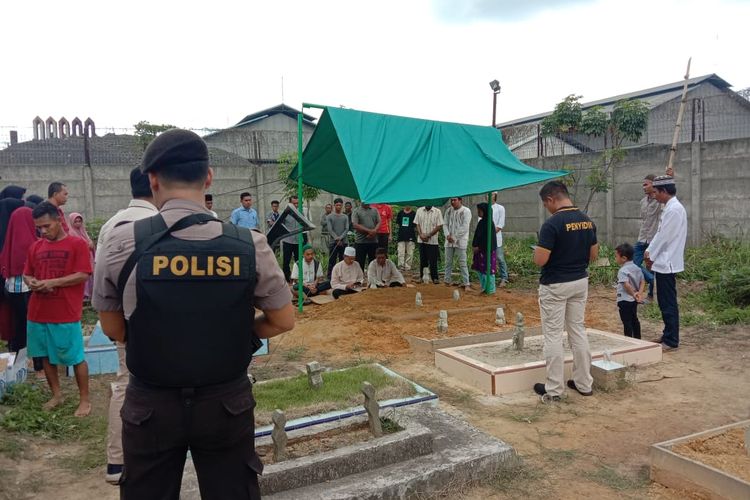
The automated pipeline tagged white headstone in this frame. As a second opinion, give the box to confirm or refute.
[453,289,460,301]
[495,307,505,325]
[422,267,431,284]
[415,292,423,306]
[437,310,448,334]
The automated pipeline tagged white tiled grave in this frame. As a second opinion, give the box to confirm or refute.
[435,328,662,395]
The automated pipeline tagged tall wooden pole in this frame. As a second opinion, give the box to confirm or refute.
[666,58,692,176]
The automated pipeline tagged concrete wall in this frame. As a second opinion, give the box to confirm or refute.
[464,138,750,247]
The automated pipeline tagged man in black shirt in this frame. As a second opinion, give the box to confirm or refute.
[532,181,599,402]
[395,205,416,272]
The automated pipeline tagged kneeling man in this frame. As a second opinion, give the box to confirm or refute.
[331,247,364,299]
[367,248,405,288]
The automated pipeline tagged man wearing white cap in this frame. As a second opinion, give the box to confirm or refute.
[330,247,364,299]
[645,175,687,351]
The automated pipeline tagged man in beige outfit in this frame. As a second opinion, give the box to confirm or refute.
[532,181,599,401]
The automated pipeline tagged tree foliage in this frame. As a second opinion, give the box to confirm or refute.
[541,95,649,213]
[134,121,177,150]
[277,152,321,203]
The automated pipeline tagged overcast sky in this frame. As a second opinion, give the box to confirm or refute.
[1,0,748,134]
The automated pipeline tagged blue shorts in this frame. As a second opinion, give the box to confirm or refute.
[27,321,85,366]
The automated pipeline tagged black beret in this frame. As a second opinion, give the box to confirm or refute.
[141,129,209,174]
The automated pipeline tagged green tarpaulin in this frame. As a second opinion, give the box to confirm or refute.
[291,106,565,204]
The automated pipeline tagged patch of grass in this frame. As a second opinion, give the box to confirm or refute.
[545,448,578,465]
[380,416,401,434]
[284,345,306,361]
[254,364,416,415]
[506,404,548,424]
[81,305,98,327]
[487,461,546,495]
[0,384,104,443]
[0,434,25,459]
[585,464,648,491]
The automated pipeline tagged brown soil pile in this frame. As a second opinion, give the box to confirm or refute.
[274,283,621,364]
[673,427,750,483]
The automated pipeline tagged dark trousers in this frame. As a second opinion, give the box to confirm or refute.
[617,300,641,339]
[419,243,439,281]
[377,233,389,250]
[354,242,377,271]
[120,375,261,500]
[6,292,43,371]
[655,272,679,347]
[282,241,300,282]
[633,241,655,296]
[332,288,358,299]
[328,241,346,278]
[298,281,332,296]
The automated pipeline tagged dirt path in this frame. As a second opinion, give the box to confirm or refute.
[1,284,748,499]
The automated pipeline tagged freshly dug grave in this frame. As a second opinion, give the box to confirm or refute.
[672,427,750,483]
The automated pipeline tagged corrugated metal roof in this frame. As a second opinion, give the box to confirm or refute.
[498,74,731,128]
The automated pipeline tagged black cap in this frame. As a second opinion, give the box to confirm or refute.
[205,193,213,201]
[141,129,209,174]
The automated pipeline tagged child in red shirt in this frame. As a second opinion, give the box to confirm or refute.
[24,202,92,417]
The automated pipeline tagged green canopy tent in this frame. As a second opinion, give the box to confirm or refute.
[290,105,565,308]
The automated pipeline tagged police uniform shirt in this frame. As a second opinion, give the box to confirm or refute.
[92,199,291,319]
[537,206,597,286]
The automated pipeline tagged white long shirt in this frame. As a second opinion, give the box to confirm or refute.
[443,205,472,248]
[291,258,324,285]
[331,260,364,290]
[491,203,505,247]
[367,259,405,286]
[646,196,687,274]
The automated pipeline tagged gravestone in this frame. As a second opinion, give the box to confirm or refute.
[495,307,505,325]
[361,382,383,437]
[591,359,627,391]
[306,361,324,389]
[415,292,423,307]
[437,310,448,334]
[271,409,288,462]
[512,312,524,351]
[452,289,460,301]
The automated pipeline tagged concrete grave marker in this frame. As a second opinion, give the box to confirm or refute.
[453,289,460,301]
[415,292,423,307]
[512,312,525,351]
[271,409,288,462]
[495,307,505,325]
[437,310,448,334]
[306,361,324,389]
[422,268,431,284]
[361,382,383,437]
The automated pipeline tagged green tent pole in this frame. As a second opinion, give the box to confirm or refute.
[297,112,304,312]
[485,193,493,293]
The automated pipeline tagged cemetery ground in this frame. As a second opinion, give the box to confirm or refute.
[0,238,748,499]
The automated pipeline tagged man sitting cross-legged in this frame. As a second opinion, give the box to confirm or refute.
[290,245,331,302]
[330,247,364,299]
[367,247,405,288]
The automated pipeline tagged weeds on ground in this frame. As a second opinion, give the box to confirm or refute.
[284,345,306,361]
[488,461,546,495]
[585,464,649,491]
[0,384,107,471]
[0,434,25,459]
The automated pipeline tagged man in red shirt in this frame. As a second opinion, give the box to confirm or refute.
[371,203,393,249]
[24,201,92,417]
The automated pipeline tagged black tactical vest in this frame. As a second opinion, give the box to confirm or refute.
[117,213,261,387]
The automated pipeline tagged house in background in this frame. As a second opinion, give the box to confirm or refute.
[203,104,340,241]
[499,74,750,159]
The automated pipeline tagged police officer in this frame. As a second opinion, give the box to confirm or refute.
[92,129,294,499]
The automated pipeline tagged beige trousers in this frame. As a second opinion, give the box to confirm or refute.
[397,241,415,270]
[107,341,128,464]
[538,277,593,397]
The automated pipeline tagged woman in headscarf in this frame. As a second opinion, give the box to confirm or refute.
[471,202,498,295]
[68,212,95,300]
[0,207,43,372]
[0,185,27,253]
[24,194,44,208]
